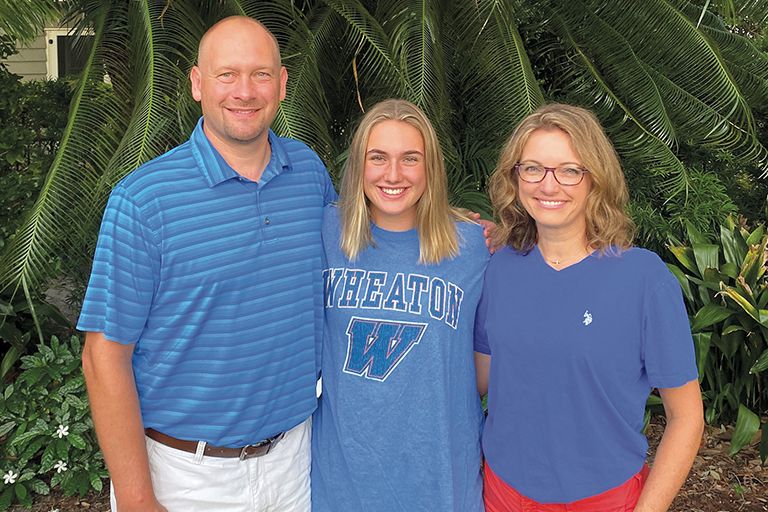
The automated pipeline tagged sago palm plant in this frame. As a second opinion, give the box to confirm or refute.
[0,0,767,333]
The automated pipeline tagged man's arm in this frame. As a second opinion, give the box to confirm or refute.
[634,379,704,512]
[82,332,167,512]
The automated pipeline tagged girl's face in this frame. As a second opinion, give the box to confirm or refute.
[363,120,427,231]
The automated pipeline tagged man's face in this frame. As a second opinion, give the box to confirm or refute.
[190,19,287,149]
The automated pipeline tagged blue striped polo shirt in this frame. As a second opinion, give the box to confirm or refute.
[78,118,337,447]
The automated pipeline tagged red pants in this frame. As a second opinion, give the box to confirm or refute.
[483,462,650,512]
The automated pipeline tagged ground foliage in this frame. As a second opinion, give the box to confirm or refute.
[0,336,106,511]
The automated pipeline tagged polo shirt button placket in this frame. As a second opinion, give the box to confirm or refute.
[264,217,270,225]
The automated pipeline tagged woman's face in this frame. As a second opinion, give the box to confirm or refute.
[363,120,427,231]
[517,127,592,237]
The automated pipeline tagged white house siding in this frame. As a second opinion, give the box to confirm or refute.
[3,34,48,81]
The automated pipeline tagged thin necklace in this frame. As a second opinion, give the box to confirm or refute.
[544,247,590,267]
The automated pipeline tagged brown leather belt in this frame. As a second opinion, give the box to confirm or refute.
[145,428,285,460]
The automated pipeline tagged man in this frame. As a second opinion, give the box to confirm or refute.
[79,16,336,512]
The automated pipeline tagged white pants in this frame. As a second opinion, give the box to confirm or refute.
[111,419,311,512]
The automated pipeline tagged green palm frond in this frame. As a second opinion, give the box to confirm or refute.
[690,6,768,108]
[451,0,543,183]
[251,2,337,166]
[375,0,463,175]
[378,0,448,115]
[694,0,768,25]
[648,65,767,162]
[544,3,689,194]
[597,0,755,130]
[323,0,408,99]
[548,1,679,146]
[2,0,766,303]
[0,3,123,293]
[0,0,63,42]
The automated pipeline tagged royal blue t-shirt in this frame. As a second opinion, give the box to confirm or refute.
[474,245,697,503]
[312,206,488,511]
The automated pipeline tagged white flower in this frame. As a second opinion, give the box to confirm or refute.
[55,424,69,438]
[53,460,68,473]
[2,470,18,484]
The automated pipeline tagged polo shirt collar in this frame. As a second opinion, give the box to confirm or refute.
[190,117,291,188]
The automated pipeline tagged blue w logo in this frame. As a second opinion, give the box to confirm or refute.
[343,317,428,381]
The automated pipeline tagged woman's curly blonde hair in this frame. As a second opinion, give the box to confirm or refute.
[489,103,635,253]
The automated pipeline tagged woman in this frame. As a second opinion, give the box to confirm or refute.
[475,103,704,511]
[311,99,488,511]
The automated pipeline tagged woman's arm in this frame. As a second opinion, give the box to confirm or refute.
[634,379,704,512]
[475,352,491,397]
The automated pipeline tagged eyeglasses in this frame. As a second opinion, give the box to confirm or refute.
[514,162,589,186]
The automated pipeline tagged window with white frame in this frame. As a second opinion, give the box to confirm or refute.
[44,28,94,79]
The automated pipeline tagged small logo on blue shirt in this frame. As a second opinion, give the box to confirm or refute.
[583,310,593,326]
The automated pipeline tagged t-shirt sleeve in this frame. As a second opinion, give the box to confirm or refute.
[76,185,159,344]
[474,275,491,355]
[642,270,698,388]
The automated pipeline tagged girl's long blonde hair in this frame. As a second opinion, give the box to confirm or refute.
[339,99,470,264]
[489,103,635,253]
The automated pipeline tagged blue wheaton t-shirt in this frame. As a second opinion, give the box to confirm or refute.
[77,118,337,447]
[311,206,489,512]
[474,245,698,503]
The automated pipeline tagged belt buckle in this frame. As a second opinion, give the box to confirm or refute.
[238,432,284,460]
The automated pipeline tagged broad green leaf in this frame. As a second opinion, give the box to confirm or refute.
[0,486,13,510]
[55,439,69,459]
[740,238,768,286]
[720,223,746,266]
[721,325,746,336]
[0,420,15,437]
[750,348,768,374]
[646,394,663,406]
[746,225,765,246]
[668,246,698,275]
[666,263,693,304]
[90,472,103,492]
[720,287,763,325]
[59,377,84,396]
[10,429,42,448]
[720,262,739,279]
[68,433,87,450]
[692,243,720,277]
[0,300,13,316]
[730,404,760,455]
[692,332,712,378]
[1,347,20,379]
[41,443,57,472]
[701,268,724,292]
[28,479,49,496]
[712,330,742,360]
[686,222,709,245]
[691,304,732,332]
[14,482,27,501]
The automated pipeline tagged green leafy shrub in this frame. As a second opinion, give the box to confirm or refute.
[629,167,739,253]
[1,290,72,383]
[667,218,768,461]
[0,336,106,510]
[0,44,71,249]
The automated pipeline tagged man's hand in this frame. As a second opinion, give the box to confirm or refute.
[118,496,168,512]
